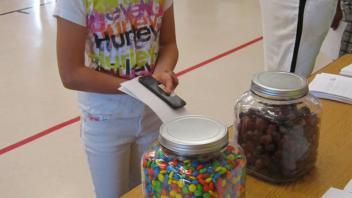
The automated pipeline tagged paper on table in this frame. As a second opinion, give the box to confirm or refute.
[309,73,352,104]
[119,77,189,123]
[322,188,352,198]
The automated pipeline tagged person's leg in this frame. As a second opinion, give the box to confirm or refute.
[129,106,161,189]
[296,0,337,76]
[81,112,140,198]
[260,0,337,77]
[260,0,299,73]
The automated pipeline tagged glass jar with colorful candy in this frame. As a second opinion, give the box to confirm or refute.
[141,115,246,198]
[235,71,322,183]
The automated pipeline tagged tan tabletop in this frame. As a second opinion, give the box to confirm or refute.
[122,55,352,198]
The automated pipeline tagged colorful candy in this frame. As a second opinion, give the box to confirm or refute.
[142,144,246,198]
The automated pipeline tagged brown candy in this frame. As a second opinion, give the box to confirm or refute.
[237,104,320,183]
[255,117,269,132]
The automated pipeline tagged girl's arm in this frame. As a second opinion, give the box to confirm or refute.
[152,5,179,94]
[56,18,126,93]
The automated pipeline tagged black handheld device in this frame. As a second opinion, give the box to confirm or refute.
[139,76,186,109]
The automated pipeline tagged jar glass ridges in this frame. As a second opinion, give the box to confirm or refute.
[141,115,246,197]
[235,72,322,183]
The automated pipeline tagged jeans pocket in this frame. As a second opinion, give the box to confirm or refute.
[81,111,140,153]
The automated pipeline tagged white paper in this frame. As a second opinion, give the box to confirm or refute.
[309,73,352,104]
[320,22,347,60]
[340,64,352,77]
[322,188,352,198]
[345,180,352,193]
[119,77,190,122]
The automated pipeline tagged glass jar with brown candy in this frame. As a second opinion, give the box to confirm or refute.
[234,71,322,183]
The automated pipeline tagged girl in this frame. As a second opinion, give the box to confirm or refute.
[54,0,178,197]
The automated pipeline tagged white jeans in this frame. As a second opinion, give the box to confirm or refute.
[260,0,337,77]
[78,92,161,198]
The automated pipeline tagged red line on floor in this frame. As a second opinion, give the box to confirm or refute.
[0,116,80,155]
[0,36,263,156]
[176,36,263,76]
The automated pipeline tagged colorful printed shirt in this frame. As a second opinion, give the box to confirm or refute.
[54,0,173,79]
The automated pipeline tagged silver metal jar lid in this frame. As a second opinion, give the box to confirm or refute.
[159,115,228,156]
[251,71,308,100]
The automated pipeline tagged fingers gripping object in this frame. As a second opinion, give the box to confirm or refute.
[139,76,186,109]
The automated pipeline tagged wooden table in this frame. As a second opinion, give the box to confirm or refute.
[122,55,352,198]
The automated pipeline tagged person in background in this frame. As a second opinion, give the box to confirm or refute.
[54,0,178,197]
[331,0,352,57]
[260,0,338,77]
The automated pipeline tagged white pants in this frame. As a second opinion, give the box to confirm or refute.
[79,93,161,198]
[260,0,337,77]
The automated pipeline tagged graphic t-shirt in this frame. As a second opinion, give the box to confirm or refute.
[55,0,173,115]
[55,0,173,79]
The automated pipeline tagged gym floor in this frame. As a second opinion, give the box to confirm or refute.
[0,0,332,197]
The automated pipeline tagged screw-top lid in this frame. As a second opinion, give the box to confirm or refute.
[159,115,228,156]
[251,71,308,100]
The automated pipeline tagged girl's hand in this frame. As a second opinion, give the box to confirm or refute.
[152,70,179,94]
